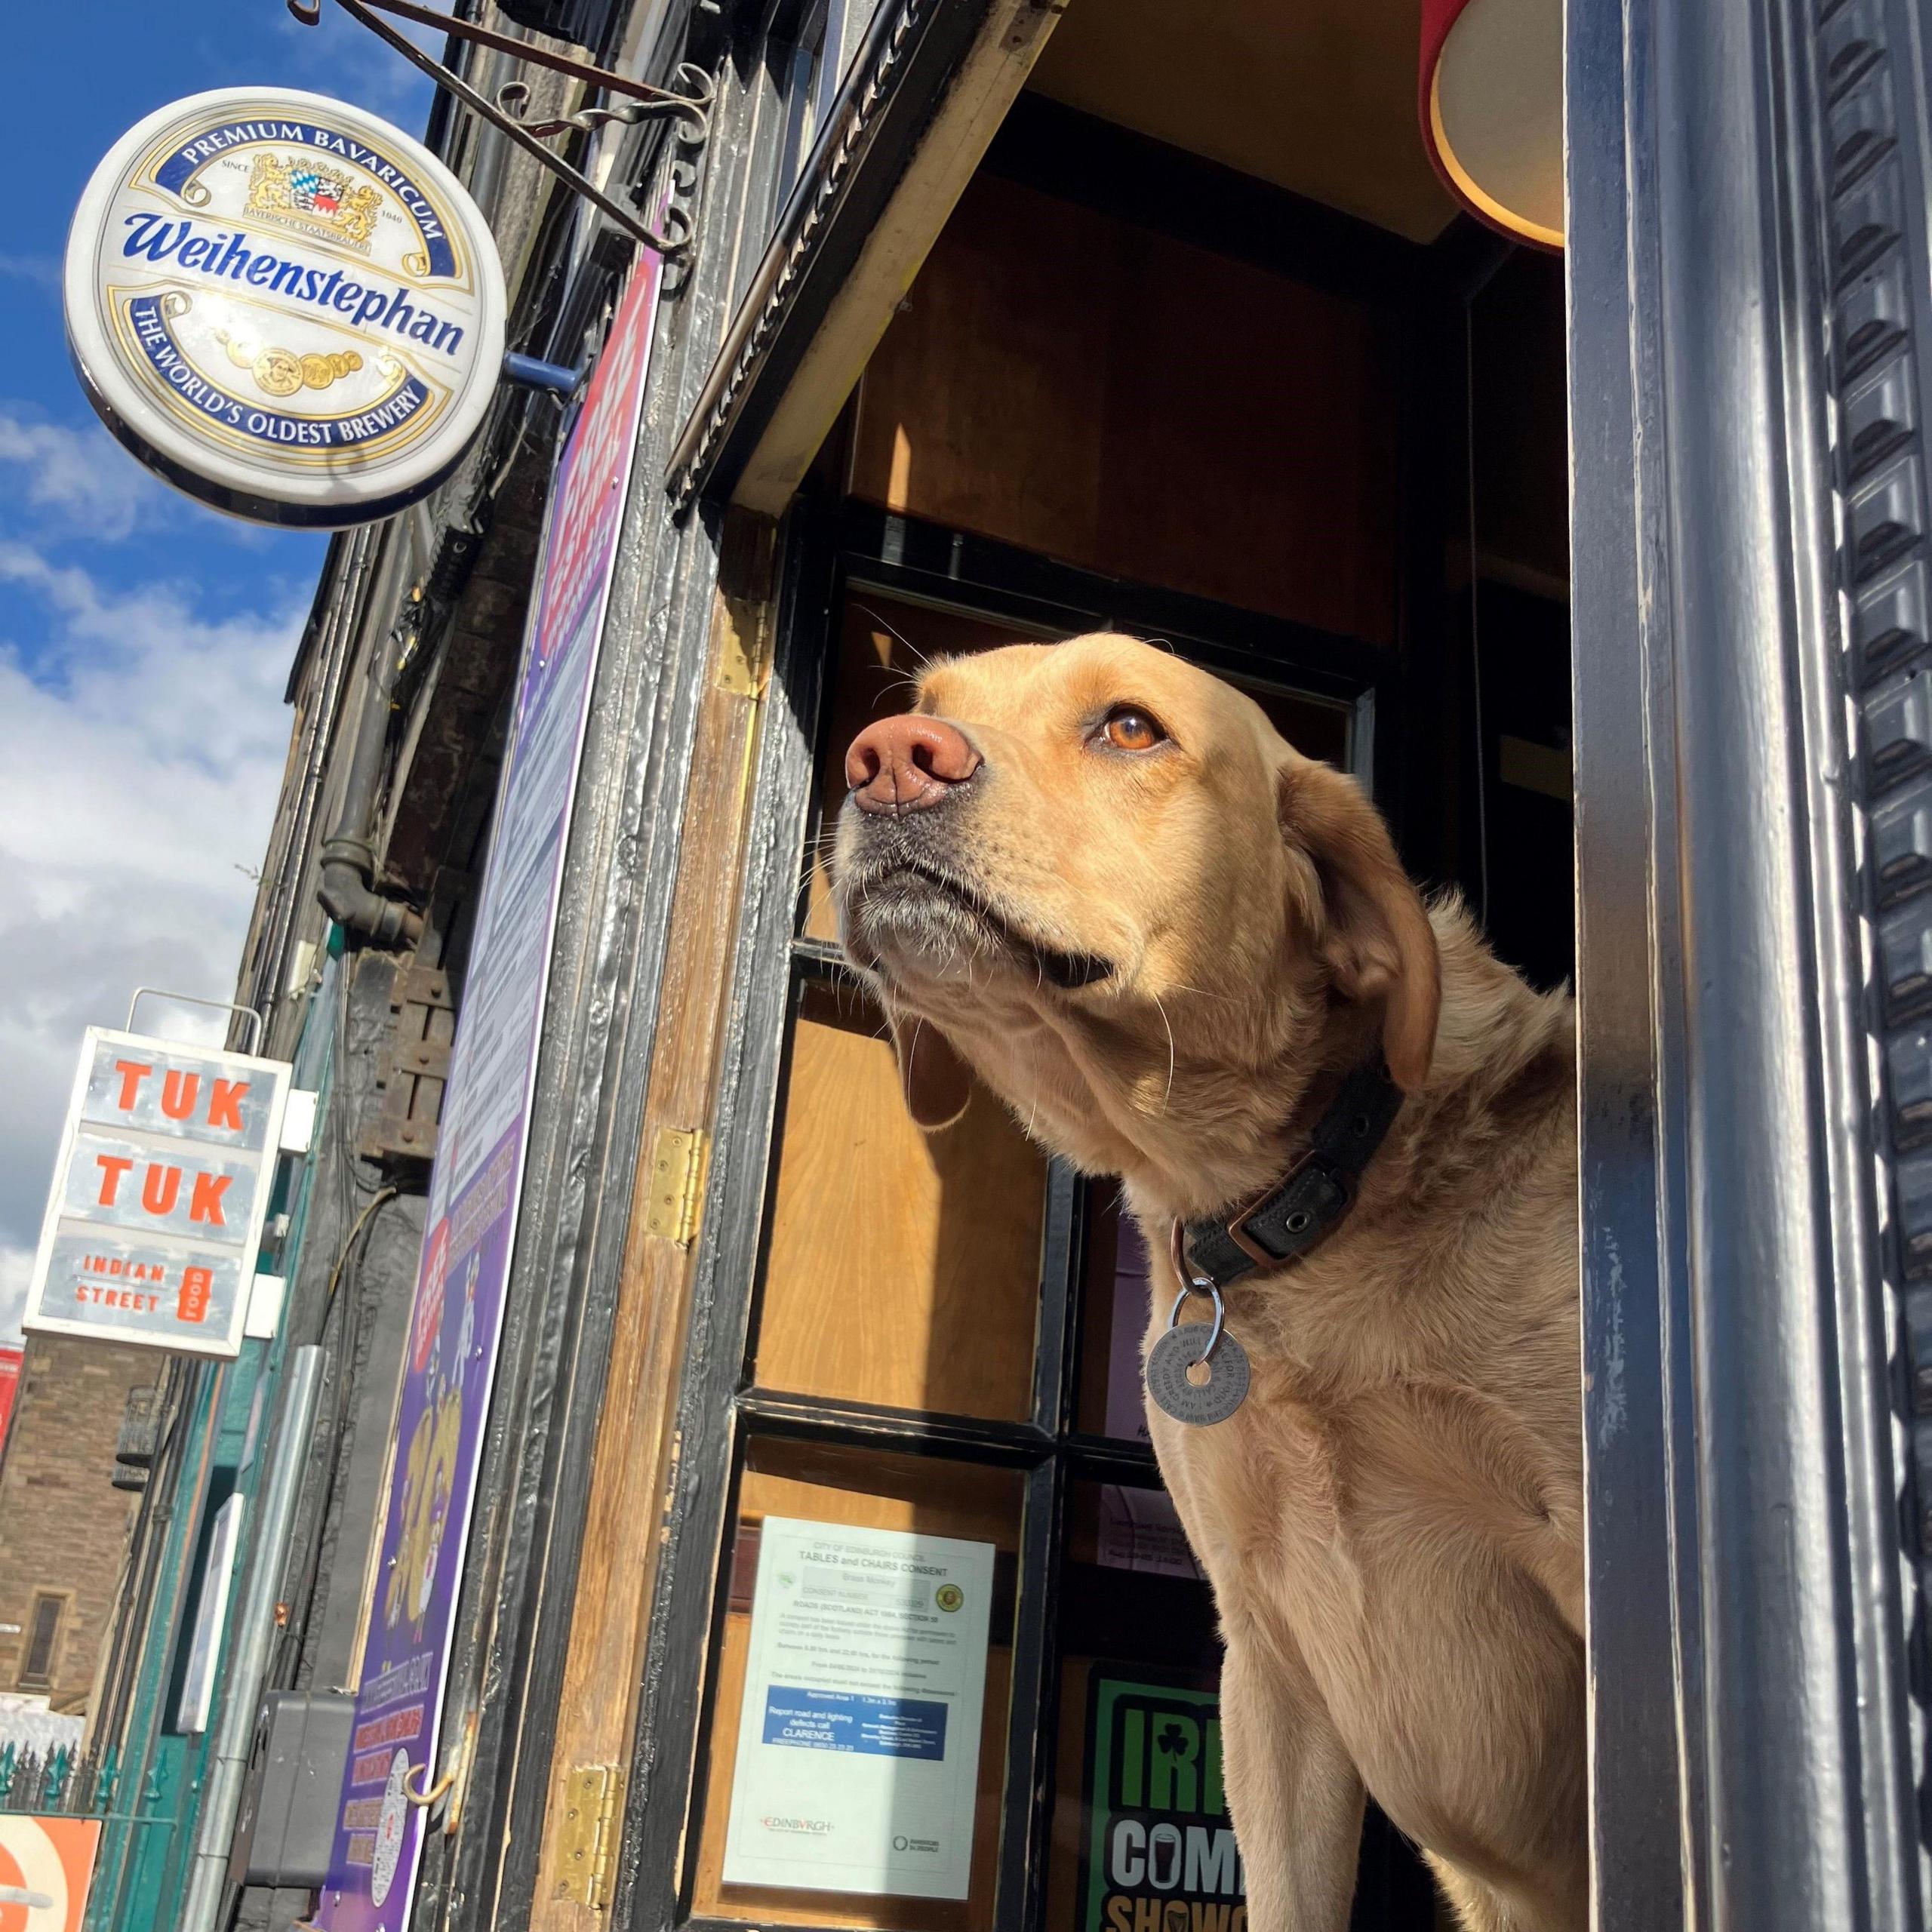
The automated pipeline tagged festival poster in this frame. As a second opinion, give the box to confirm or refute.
[1078,1667,1246,1932]
[312,244,663,1932]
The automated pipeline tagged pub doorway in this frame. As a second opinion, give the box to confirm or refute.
[653,8,1574,1931]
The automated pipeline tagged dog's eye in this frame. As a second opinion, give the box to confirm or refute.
[1101,706,1168,752]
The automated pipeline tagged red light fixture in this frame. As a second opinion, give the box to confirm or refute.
[1420,0,1564,250]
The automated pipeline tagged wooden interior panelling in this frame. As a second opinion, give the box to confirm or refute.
[851,174,1403,643]
[692,1446,1022,1928]
[1025,0,1457,243]
[755,978,1047,1420]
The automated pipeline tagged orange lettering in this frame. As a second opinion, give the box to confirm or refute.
[95,1154,133,1205]
[189,1172,230,1226]
[178,1266,212,1324]
[161,1070,200,1120]
[141,1164,181,1215]
[207,1078,248,1132]
[113,1060,152,1110]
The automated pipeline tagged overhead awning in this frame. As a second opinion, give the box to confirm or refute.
[668,0,1066,516]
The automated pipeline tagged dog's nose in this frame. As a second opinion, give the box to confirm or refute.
[844,714,982,815]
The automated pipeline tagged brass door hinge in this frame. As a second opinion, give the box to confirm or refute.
[557,1762,623,1910]
[643,1127,709,1245]
[713,516,775,698]
[715,604,768,697]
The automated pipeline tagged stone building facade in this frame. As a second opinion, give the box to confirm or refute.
[0,1338,160,1715]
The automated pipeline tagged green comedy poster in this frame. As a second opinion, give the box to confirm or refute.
[1077,1666,1247,1932]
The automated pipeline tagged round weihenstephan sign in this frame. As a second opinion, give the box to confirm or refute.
[66,88,506,527]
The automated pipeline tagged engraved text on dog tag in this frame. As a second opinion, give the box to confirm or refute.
[1146,1322,1251,1426]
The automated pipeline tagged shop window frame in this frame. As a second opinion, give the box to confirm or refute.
[620,497,1404,1932]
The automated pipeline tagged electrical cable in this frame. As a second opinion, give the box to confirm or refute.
[318,1186,399,1337]
[1464,291,1491,928]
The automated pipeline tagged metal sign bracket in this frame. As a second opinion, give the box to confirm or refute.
[288,0,712,258]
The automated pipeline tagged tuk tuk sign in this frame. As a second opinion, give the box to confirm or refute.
[21,1029,296,1358]
[64,88,506,528]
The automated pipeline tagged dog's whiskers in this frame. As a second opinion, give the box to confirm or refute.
[1152,991,1177,1110]
[1166,978,1244,1008]
[852,601,937,675]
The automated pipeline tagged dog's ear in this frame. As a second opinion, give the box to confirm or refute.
[1278,760,1441,1092]
[885,1008,974,1131]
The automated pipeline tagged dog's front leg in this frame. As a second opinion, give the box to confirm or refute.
[1221,1626,1364,1932]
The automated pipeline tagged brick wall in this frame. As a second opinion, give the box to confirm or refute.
[0,1337,158,1714]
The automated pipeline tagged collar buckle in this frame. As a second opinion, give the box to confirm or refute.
[1222,1149,1353,1271]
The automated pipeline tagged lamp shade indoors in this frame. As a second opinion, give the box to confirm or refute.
[1420,0,1564,248]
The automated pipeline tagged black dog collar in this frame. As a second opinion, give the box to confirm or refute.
[1177,1053,1405,1291]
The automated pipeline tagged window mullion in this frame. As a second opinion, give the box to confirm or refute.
[993,1455,1066,1932]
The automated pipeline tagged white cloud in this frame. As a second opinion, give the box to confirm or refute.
[0,545,297,1341]
[275,5,441,131]
[0,414,168,542]
[0,255,59,295]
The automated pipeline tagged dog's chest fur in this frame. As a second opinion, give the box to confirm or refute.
[1126,1090,1586,1855]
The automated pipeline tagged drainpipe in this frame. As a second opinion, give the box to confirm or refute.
[176,1347,325,1932]
[316,623,423,948]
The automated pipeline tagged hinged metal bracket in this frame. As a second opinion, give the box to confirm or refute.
[643,1126,709,1245]
[714,512,776,695]
[288,0,712,258]
[715,614,764,697]
[556,1761,622,1909]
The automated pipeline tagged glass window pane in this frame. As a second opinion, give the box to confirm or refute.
[1044,1481,1224,1932]
[1077,1186,1158,1444]
[755,978,1048,1420]
[1238,678,1351,766]
[1045,1485,1445,1932]
[22,1594,61,1684]
[691,1438,1023,1929]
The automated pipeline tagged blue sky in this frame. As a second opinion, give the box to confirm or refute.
[0,4,440,1335]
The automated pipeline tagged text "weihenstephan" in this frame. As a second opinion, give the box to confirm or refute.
[121,214,466,355]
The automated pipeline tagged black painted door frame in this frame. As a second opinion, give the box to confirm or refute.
[1569,0,1931,1924]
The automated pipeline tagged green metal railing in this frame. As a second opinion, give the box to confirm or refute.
[0,1743,76,1811]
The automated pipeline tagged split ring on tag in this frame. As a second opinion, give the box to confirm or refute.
[1147,1228,1251,1426]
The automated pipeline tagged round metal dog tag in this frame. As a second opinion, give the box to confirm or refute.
[1146,1323,1251,1426]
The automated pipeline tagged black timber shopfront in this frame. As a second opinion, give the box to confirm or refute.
[208,1,1932,1930]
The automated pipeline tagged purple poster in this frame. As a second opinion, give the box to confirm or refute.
[314,247,664,1932]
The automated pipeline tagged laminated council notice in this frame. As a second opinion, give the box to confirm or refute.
[722,1517,996,1900]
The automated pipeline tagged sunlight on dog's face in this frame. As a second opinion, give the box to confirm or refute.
[836,634,1278,1008]
[830,632,1436,1182]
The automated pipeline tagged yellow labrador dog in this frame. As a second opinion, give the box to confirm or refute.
[829,633,1583,1932]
